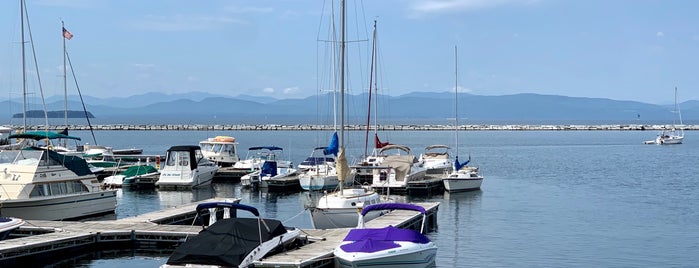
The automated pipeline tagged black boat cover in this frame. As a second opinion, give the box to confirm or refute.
[166,217,288,267]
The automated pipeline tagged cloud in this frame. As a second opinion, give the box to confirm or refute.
[186,76,198,82]
[283,86,299,94]
[454,86,473,93]
[223,5,274,14]
[410,0,540,15]
[656,31,664,37]
[262,87,275,93]
[132,63,155,70]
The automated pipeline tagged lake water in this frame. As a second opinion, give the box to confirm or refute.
[44,129,698,267]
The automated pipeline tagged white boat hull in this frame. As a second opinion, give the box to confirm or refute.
[335,241,438,268]
[299,174,340,191]
[443,177,483,192]
[310,207,384,229]
[0,191,117,220]
[157,167,218,189]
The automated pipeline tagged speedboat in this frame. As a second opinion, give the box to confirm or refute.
[334,203,438,268]
[102,164,160,189]
[82,144,119,168]
[232,146,293,175]
[162,202,302,268]
[418,144,453,175]
[240,160,298,189]
[199,135,240,167]
[156,145,219,189]
[0,216,24,240]
[1,132,117,220]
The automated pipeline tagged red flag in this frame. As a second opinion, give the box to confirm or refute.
[62,27,73,40]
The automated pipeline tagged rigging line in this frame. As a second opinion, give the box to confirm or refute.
[65,50,98,145]
[23,1,49,130]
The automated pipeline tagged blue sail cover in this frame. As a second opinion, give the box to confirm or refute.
[340,225,431,253]
[454,155,470,171]
[323,132,339,156]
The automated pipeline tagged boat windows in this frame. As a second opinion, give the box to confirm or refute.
[30,181,89,197]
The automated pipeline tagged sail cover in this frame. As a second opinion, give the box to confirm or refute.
[323,132,339,156]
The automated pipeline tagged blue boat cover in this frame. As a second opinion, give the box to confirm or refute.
[340,225,431,253]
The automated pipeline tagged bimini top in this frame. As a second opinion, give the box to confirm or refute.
[9,131,81,141]
[248,146,283,151]
[424,144,450,150]
[167,145,201,152]
[361,203,426,216]
[195,202,260,217]
[379,144,411,154]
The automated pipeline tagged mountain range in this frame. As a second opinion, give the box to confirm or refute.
[2,91,697,125]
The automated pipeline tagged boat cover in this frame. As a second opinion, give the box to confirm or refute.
[166,217,288,267]
[340,225,431,253]
[261,161,278,177]
[121,165,158,177]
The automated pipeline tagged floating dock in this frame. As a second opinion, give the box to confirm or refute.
[1,198,439,268]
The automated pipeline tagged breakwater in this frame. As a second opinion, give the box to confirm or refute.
[7,124,699,131]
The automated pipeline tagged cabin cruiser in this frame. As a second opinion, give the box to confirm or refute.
[199,135,240,167]
[156,145,219,189]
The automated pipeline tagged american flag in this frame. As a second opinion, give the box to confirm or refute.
[62,27,73,40]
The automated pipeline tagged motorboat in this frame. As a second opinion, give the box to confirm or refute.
[298,137,351,191]
[102,164,160,189]
[418,144,453,175]
[370,145,427,190]
[162,202,303,268]
[0,216,24,240]
[199,135,240,167]
[1,132,117,220]
[156,145,219,189]
[82,144,119,168]
[334,203,438,267]
[232,146,293,175]
[240,160,298,189]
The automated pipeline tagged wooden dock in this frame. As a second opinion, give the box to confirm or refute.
[0,199,438,267]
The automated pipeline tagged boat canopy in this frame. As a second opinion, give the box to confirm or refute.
[425,144,450,150]
[361,203,426,216]
[196,202,259,217]
[9,131,81,141]
[248,146,283,151]
[379,144,411,154]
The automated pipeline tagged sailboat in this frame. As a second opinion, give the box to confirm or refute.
[1,1,117,220]
[646,87,684,145]
[308,1,385,229]
[442,46,483,192]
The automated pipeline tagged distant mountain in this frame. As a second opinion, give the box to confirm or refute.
[2,92,697,125]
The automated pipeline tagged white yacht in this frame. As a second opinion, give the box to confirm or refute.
[370,144,427,190]
[199,135,240,167]
[1,132,117,220]
[156,145,219,189]
[418,144,453,175]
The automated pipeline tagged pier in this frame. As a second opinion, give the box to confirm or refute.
[1,198,439,267]
[8,123,699,132]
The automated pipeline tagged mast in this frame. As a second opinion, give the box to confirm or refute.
[63,20,68,132]
[364,20,377,157]
[338,0,346,193]
[20,0,27,132]
[454,46,459,158]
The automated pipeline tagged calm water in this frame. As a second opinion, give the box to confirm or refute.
[50,130,698,268]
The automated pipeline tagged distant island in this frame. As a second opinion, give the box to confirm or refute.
[12,110,95,118]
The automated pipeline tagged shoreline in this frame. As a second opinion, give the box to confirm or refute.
[6,124,698,131]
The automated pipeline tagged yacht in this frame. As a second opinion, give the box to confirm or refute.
[370,145,427,190]
[418,144,453,175]
[156,145,219,189]
[199,135,240,167]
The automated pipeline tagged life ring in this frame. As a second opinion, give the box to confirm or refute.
[215,136,235,142]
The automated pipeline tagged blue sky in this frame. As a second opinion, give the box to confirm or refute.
[1,0,697,105]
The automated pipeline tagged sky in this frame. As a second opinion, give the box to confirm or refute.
[1,0,697,105]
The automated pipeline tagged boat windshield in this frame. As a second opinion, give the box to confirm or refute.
[0,150,45,166]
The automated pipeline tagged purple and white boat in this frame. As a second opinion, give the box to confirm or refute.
[333,203,437,267]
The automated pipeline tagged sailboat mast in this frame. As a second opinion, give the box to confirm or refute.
[339,0,346,193]
[20,0,27,132]
[364,20,377,157]
[454,46,459,157]
[63,20,68,131]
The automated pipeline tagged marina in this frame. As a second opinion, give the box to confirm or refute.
[0,197,438,267]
